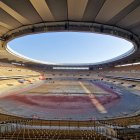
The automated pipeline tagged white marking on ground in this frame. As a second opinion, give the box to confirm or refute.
[79,81,107,114]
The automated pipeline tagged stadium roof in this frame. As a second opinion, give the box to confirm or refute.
[0,0,140,68]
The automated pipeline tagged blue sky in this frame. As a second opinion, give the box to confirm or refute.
[8,32,133,64]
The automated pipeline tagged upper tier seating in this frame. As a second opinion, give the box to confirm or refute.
[102,64,140,79]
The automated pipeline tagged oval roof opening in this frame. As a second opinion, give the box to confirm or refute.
[7,32,134,65]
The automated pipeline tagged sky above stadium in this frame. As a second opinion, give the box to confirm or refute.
[8,32,133,64]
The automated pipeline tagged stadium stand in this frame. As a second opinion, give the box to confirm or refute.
[0,113,139,140]
[0,1,140,139]
[0,63,41,94]
[96,64,140,90]
[100,64,140,79]
[0,64,140,139]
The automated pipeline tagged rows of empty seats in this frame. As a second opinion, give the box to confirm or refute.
[99,115,140,127]
[116,128,140,140]
[0,63,41,90]
[101,64,140,79]
[0,66,39,77]
[0,129,111,140]
[0,113,109,140]
[0,113,140,139]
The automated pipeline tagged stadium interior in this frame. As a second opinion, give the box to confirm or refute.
[0,0,140,140]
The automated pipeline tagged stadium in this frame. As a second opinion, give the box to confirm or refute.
[0,0,140,139]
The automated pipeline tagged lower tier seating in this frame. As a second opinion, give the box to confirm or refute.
[0,129,111,140]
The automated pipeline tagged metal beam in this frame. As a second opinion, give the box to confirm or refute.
[118,5,140,28]
[29,0,54,21]
[95,0,134,23]
[0,21,13,29]
[67,0,88,20]
[0,1,31,25]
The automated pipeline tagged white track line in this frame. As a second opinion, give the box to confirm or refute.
[79,81,107,114]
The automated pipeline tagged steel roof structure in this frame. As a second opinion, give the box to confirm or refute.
[0,0,140,68]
